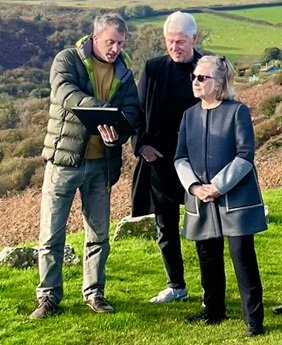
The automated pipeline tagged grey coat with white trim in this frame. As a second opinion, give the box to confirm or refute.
[174,100,267,241]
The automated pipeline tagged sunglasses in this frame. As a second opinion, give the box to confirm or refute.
[192,74,213,82]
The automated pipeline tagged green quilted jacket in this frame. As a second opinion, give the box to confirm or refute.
[42,35,139,186]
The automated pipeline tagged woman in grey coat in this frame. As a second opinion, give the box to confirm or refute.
[174,55,267,337]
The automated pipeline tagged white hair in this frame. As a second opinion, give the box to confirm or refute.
[163,11,197,38]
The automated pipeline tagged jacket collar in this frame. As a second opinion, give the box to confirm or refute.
[76,35,132,84]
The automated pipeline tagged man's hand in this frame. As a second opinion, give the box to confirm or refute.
[140,145,163,162]
[98,125,119,143]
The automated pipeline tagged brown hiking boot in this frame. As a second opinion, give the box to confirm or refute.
[30,296,58,319]
[86,297,114,314]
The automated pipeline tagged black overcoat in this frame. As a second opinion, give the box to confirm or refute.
[131,51,201,216]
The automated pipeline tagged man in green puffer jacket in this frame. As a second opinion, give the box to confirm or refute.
[30,13,139,319]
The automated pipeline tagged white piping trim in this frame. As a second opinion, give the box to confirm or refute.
[185,195,200,216]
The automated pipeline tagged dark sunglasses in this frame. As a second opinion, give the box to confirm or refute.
[192,74,213,82]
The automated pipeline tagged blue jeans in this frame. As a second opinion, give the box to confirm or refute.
[36,160,111,306]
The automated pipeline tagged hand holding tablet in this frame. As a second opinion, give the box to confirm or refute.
[71,106,136,135]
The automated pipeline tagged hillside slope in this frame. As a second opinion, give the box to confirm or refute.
[0,78,281,247]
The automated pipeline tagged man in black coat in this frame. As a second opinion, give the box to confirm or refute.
[131,11,201,303]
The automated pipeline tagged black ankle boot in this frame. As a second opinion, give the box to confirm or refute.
[187,309,227,325]
[246,322,264,337]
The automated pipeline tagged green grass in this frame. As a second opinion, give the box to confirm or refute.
[0,0,277,10]
[3,2,282,64]
[1,188,282,344]
[196,12,282,62]
[131,11,282,63]
[225,6,282,24]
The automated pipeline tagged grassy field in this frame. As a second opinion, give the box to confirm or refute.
[132,9,282,63]
[195,12,282,62]
[2,1,282,64]
[1,0,281,10]
[225,6,282,23]
[1,188,282,344]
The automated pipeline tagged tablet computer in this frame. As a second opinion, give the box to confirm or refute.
[71,106,136,135]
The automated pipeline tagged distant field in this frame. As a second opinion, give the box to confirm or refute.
[195,12,282,62]
[132,9,282,63]
[2,1,282,64]
[225,5,282,24]
[1,0,281,10]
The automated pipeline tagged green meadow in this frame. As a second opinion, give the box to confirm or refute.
[194,12,282,62]
[0,0,277,10]
[225,6,282,24]
[131,8,282,63]
[1,189,282,344]
[2,1,282,62]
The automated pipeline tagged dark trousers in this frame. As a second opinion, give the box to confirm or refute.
[196,235,264,324]
[150,159,186,290]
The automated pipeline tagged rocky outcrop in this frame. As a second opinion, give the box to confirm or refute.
[0,244,80,269]
[113,214,157,241]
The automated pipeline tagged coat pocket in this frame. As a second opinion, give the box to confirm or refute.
[225,170,263,212]
[184,192,199,216]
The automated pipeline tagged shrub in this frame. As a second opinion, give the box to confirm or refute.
[254,116,281,148]
[124,5,154,18]
[0,156,44,195]
[14,97,49,127]
[273,72,282,86]
[12,136,44,158]
[29,88,50,99]
[275,102,282,117]
[260,47,282,64]
[29,165,45,189]
[0,103,19,129]
[0,128,23,143]
[259,95,282,118]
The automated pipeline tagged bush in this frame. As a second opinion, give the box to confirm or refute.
[29,88,50,99]
[259,95,282,118]
[0,156,44,195]
[29,165,45,189]
[273,72,282,86]
[260,47,282,64]
[0,103,19,129]
[255,116,281,148]
[0,128,23,143]
[124,5,154,18]
[14,97,49,127]
[12,136,44,158]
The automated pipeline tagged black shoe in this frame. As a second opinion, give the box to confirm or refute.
[86,297,114,314]
[273,305,282,315]
[246,322,264,337]
[186,309,227,325]
[30,296,58,319]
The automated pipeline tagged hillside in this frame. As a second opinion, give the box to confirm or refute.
[0,2,281,247]
[0,77,281,247]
